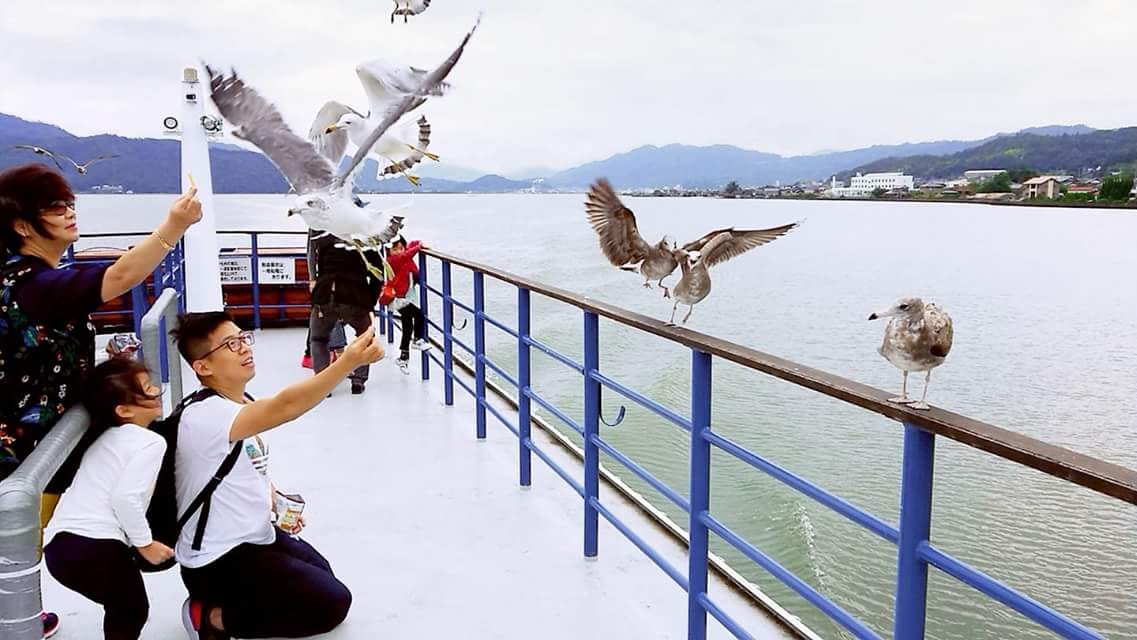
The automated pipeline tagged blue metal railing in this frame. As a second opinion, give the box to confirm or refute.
[413,249,1136,640]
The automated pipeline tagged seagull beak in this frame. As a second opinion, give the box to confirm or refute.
[868,313,879,321]
[324,125,339,134]
[286,208,298,217]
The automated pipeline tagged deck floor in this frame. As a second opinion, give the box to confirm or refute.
[45,328,801,639]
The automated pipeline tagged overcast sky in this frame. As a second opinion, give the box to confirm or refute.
[1,0,1134,174]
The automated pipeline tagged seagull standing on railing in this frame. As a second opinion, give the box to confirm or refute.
[869,297,953,410]
[204,16,479,279]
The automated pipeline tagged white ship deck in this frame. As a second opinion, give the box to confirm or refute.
[44,327,801,639]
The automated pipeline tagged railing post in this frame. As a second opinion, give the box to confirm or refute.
[893,423,936,640]
[583,311,600,558]
[688,349,713,640]
[130,284,146,336]
[386,306,395,345]
[418,252,429,380]
[175,240,187,313]
[517,288,532,487]
[250,233,262,330]
[473,271,486,439]
[377,305,385,336]
[441,261,455,405]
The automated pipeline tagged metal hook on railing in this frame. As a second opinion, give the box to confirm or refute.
[600,404,627,427]
[452,317,468,331]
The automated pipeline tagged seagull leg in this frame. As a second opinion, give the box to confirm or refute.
[667,300,679,325]
[658,278,671,298]
[642,277,653,290]
[401,171,422,187]
[406,144,440,162]
[909,370,933,411]
[681,305,694,324]
[888,371,913,405]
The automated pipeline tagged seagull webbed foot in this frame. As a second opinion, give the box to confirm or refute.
[907,401,931,411]
[888,396,915,405]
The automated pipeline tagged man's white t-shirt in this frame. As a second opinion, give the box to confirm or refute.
[174,393,275,568]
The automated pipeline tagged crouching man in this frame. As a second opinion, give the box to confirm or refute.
[170,311,382,639]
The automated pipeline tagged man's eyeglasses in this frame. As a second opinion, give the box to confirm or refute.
[199,331,255,360]
[41,201,76,216]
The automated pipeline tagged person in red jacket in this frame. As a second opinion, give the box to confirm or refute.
[387,236,431,374]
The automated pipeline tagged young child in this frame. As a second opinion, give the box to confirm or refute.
[386,235,431,374]
[43,357,172,640]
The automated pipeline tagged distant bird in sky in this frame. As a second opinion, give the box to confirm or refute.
[584,178,799,323]
[869,297,953,410]
[5,144,119,175]
[392,0,431,23]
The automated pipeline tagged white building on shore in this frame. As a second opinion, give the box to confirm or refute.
[825,172,914,198]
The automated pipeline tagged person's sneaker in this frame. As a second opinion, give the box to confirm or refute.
[182,598,230,640]
[411,339,432,352]
[300,354,313,369]
[351,380,366,395]
[396,359,410,375]
[41,612,59,638]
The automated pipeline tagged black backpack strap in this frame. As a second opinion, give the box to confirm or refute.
[184,440,244,551]
[175,389,257,551]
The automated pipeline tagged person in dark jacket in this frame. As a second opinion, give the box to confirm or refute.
[308,233,385,394]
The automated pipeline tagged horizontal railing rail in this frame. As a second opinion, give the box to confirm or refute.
[415,247,1134,640]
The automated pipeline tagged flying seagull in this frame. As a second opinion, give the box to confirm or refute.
[205,16,479,278]
[668,224,799,324]
[6,145,119,175]
[584,178,799,320]
[869,297,953,410]
[392,0,431,23]
[310,58,450,186]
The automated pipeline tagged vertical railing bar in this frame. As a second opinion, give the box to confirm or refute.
[518,288,532,487]
[442,260,455,405]
[582,311,600,558]
[418,252,430,380]
[473,271,486,438]
[250,232,261,330]
[688,349,713,640]
[893,423,936,640]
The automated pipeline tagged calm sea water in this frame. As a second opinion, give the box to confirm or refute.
[75,194,1137,640]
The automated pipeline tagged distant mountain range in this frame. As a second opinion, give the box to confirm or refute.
[839,127,1137,180]
[0,112,1126,193]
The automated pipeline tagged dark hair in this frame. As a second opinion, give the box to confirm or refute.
[0,163,75,256]
[83,357,160,430]
[390,235,407,249]
[170,311,235,363]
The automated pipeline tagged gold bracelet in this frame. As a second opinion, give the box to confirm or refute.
[154,231,175,251]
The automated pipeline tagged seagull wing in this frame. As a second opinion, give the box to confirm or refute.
[585,178,652,266]
[82,154,119,168]
[335,15,480,189]
[356,60,449,119]
[694,222,800,269]
[206,65,335,194]
[308,100,363,163]
[9,144,67,172]
[923,303,953,358]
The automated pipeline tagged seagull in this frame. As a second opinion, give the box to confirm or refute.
[868,298,953,410]
[668,224,799,324]
[205,17,479,279]
[585,178,798,313]
[5,145,118,174]
[392,0,431,23]
[310,59,450,186]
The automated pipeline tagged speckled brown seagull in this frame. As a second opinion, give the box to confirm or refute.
[869,297,953,410]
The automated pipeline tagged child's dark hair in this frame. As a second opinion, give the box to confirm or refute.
[390,235,407,250]
[170,311,235,363]
[83,358,160,430]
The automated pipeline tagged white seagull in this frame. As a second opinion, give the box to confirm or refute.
[392,0,431,23]
[6,144,119,175]
[310,59,450,186]
[205,17,479,278]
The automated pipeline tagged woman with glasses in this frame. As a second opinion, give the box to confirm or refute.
[0,163,201,638]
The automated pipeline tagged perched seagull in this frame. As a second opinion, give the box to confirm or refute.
[5,145,118,175]
[205,17,479,279]
[585,178,798,311]
[392,0,431,23]
[869,297,953,410]
[668,224,799,324]
[310,59,449,186]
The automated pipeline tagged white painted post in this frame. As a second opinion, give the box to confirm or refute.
[178,66,224,312]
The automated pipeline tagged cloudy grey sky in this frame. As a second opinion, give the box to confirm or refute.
[1,0,1134,174]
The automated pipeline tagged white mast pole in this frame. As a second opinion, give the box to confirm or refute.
[178,66,224,311]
